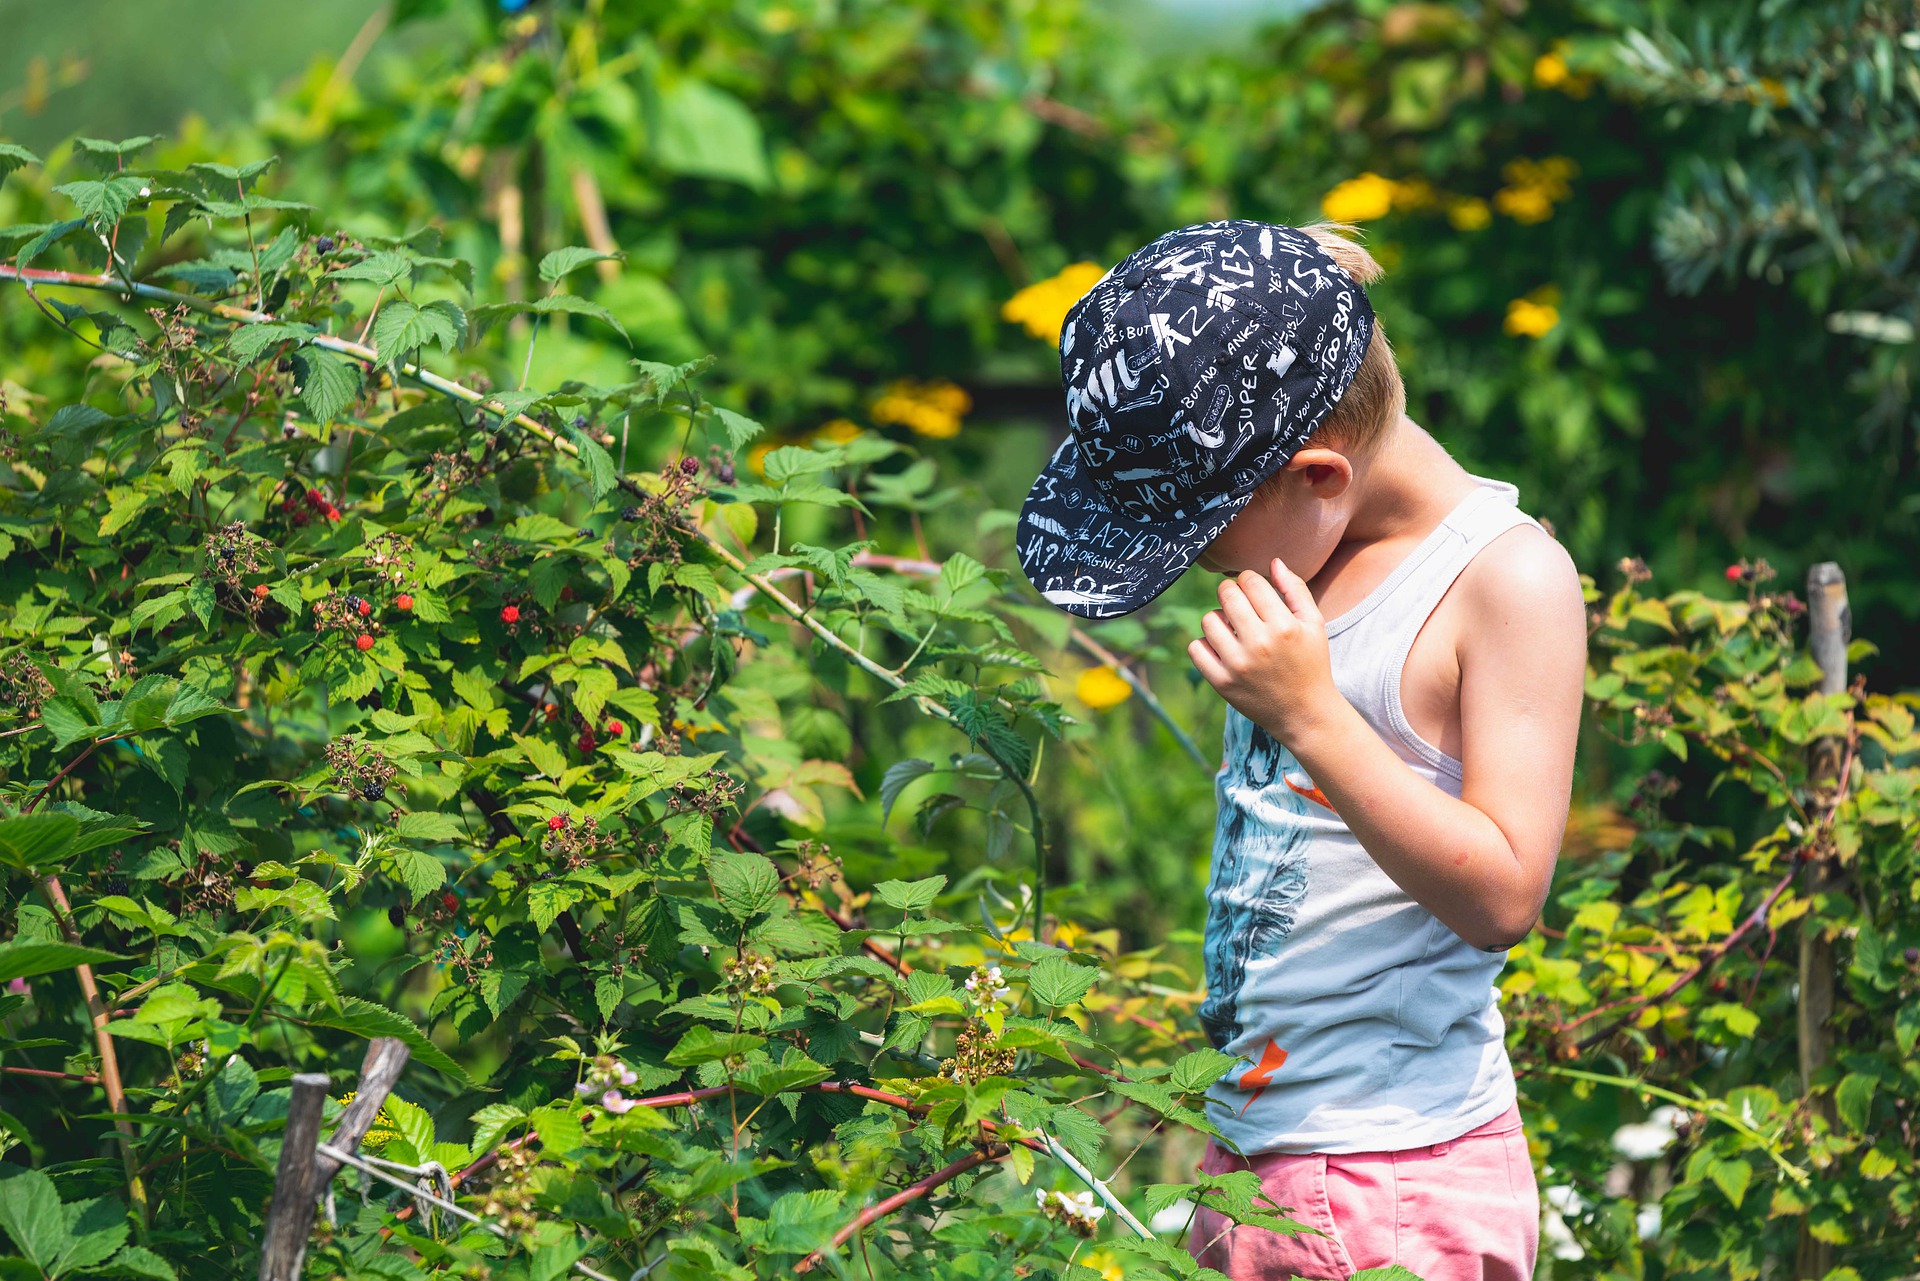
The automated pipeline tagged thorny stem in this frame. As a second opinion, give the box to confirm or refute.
[794,1146,1009,1274]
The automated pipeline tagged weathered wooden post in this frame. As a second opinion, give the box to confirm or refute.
[258,1038,411,1281]
[259,1074,330,1281]
[1795,561,1847,1281]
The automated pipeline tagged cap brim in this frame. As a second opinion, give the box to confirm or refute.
[1016,439,1254,620]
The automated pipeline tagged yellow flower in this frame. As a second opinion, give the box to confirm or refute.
[1504,288,1562,339]
[1388,177,1437,211]
[1082,1250,1126,1281]
[1533,50,1570,89]
[1755,77,1789,107]
[814,418,862,443]
[871,379,971,439]
[1076,666,1133,710]
[1448,197,1492,231]
[746,440,776,476]
[1494,156,1577,224]
[1320,172,1396,223]
[1494,185,1556,224]
[1001,261,1108,342]
[333,1092,400,1149]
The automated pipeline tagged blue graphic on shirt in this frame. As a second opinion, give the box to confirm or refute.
[1199,714,1318,1051]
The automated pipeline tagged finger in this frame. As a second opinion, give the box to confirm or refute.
[1270,557,1323,623]
[1235,569,1289,624]
[1200,609,1242,664]
[1188,637,1232,687]
[1217,578,1265,639]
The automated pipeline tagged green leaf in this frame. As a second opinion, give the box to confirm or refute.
[529,291,630,342]
[1836,1073,1878,1133]
[0,813,81,871]
[760,1189,845,1254]
[539,246,623,282]
[528,1102,585,1156]
[737,1055,832,1097]
[565,420,620,500]
[0,940,122,983]
[307,997,477,1088]
[101,1245,179,1280]
[709,406,763,451]
[372,298,466,368]
[655,79,771,189]
[666,1026,765,1066]
[468,1103,525,1156]
[709,849,780,920]
[292,348,363,424]
[1706,1155,1750,1209]
[385,845,446,904]
[0,144,40,182]
[1026,954,1097,1009]
[392,811,468,843]
[880,759,935,822]
[382,1096,437,1163]
[943,691,1032,779]
[1168,1048,1242,1095]
[874,874,946,914]
[0,1166,65,1271]
[527,880,586,932]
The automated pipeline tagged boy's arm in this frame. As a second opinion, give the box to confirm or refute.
[1189,529,1586,951]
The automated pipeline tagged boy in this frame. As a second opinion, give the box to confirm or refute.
[1016,220,1585,1280]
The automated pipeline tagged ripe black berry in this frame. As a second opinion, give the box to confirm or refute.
[679,456,700,476]
[571,415,588,430]
[1906,947,1920,964]
[361,780,386,802]
[620,506,643,522]
[316,235,336,255]
[387,903,406,928]
[277,357,294,372]
[717,462,736,484]
[105,877,129,897]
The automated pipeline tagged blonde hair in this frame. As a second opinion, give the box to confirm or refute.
[1295,221,1403,456]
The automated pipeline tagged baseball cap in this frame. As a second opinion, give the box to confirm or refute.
[1016,220,1376,619]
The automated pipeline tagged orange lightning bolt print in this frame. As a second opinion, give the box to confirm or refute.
[1285,774,1336,815]
[1237,1038,1290,1116]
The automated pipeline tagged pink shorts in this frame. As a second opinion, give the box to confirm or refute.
[1187,1104,1539,1281]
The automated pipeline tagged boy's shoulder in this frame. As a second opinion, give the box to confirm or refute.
[1451,519,1586,651]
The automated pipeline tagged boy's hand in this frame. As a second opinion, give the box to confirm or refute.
[1188,558,1343,744]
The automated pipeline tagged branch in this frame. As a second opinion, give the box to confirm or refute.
[794,1146,1008,1274]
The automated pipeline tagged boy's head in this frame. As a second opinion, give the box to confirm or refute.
[1017,220,1399,618]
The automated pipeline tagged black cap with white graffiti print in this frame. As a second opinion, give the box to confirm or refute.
[1017,221,1375,619]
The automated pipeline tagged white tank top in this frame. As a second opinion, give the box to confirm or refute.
[1200,473,1544,1154]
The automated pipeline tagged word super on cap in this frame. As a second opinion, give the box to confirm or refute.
[1017,220,1376,619]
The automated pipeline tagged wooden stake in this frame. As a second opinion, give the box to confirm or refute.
[1795,561,1847,1280]
[313,1038,411,1187]
[259,1074,330,1281]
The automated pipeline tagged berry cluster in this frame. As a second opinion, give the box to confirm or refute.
[280,482,343,527]
[311,590,384,652]
[1,652,55,715]
[666,766,745,821]
[324,735,399,803]
[540,813,606,869]
[202,522,276,611]
[721,952,778,998]
[1035,1188,1108,1238]
[613,459,710,571]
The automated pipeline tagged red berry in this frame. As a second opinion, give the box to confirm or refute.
[357,598,372,617]
[500,605,521,624]
[396,594,414,611]
[542,702,559,719]
[307,487,325,505]
[577,731,597,752]
[324,505,342,522]
[355,634,374,651]
[606,720,624,737]
[1725,564,1743,581]
[253,584,270,599]
[441,892,458,912]
[548,815,568,831]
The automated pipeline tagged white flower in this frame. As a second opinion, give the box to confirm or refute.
[138,186,151,198]
[1541,1184,1587,1262]
[1035,1189,1051,1211]
[1635,1201,1662,1241]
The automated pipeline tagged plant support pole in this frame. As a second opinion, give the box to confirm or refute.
[259,1073,331,1281]
[1795,561,1847,1281]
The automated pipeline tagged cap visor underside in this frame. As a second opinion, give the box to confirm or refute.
[1016,439,1253,620]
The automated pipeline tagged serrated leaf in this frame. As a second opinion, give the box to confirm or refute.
[292,347,363,424]
[879,758,934,822]
[393,811,468,843]
[874,874,946,914]
[539,246,622,282]
[709,849,780,921]
[0,813,82,871]
[1168,1048,1241,1095]
[469,1102,524,1155]
[306,997,477,1088]
[665,1026,764,1066]
[0,144,40,182]
[372,298,465,368]
[1026,954,1097,1009]
[0,939,121,982]
[385,845,446,904]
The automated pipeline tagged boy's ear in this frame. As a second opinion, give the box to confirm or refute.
[1282,447,1354,499]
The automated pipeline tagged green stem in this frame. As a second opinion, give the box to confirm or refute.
[1536,1065,1808,1184]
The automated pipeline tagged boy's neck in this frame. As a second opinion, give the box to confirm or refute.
[1338,415,1480,551]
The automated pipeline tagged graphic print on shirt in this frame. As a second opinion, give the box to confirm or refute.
[1199,715,1324,1054]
